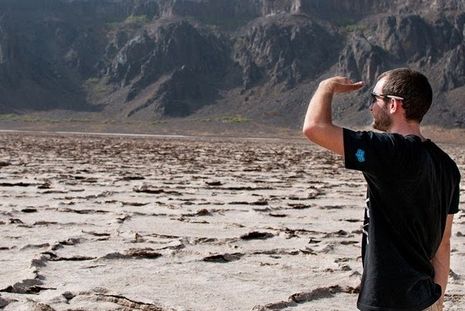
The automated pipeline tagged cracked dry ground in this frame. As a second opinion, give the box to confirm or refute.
[0,132,464,311]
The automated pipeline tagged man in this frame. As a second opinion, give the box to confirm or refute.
[302,68,461,311]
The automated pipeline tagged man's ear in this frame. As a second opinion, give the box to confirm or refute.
[389,100,401,114]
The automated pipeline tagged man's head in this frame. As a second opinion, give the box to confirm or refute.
[370,68,433,131]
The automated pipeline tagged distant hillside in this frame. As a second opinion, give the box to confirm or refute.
[0,0,464,128]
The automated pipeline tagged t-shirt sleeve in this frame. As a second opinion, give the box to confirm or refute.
[343,128,400,175]
[449,170,461,214]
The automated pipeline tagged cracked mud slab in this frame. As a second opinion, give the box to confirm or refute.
[0,132,464,311]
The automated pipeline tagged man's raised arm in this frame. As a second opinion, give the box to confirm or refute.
[302,77,363,155]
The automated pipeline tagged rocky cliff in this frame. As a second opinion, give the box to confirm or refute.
[0,0,464,127]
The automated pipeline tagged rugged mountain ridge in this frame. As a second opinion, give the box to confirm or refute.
[0,0,464,127]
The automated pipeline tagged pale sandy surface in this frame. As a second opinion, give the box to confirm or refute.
[0,132,463,311]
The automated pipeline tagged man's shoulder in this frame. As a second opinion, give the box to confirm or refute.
[343,128,416,148]
[425,140,461,178]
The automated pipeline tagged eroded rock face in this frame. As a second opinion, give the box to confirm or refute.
[338,34,391,83]
[235,15,341,89]
[0,0,464,127]
[0,24,7,65]
[109,31,156,86]
[441,44,465,91]
[104,20,233,117]
[372,15,463,62]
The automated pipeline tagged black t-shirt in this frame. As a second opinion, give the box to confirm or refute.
[343,128,461,311]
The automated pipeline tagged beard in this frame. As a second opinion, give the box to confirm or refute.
[372,106,392,132]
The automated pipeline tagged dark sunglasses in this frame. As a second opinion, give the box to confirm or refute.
[370,92,404,103]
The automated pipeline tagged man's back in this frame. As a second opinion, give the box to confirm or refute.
[343,129,461,310]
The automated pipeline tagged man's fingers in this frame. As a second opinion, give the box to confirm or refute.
[333,81,364,93]
[352,81,364,88]
[344,78,353,84]
[319,77,364,93]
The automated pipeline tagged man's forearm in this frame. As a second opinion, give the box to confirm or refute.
[432,215,454,308]
[303,82,334,130]
[432,243,450,307]
[302,77,362,155]
[302,82,344,155]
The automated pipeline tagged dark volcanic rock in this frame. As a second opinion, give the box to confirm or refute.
[377,15,434,61]
[0,0,464,127]
[339,34,392,83]
[441,45,465,91]
[109,31,156,86]
[235,15,341,89]
[108,20,235,117]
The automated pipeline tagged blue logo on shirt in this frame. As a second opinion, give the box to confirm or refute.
[355,149,366,163]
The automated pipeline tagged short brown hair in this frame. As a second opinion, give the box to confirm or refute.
[378,68,433,123]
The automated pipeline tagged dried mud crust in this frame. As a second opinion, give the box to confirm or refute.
[0,132,463,311]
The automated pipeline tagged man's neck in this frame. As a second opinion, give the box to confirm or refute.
[387,122,426,141]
